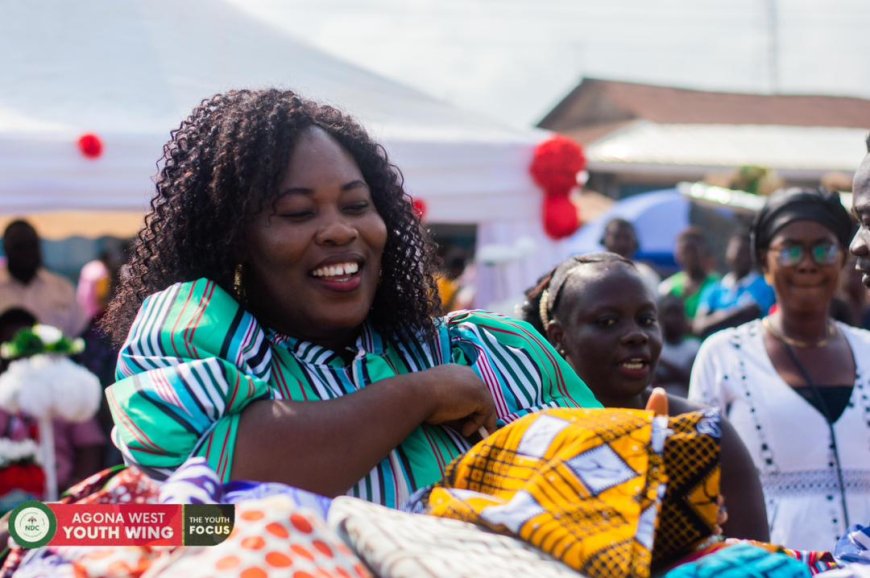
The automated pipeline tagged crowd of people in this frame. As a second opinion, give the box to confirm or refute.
[0,88,868,575]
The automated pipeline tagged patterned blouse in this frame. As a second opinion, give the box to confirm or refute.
[106,279,600,508]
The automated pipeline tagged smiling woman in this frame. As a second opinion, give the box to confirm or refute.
[100,89,600,507]
[689,187,870,551]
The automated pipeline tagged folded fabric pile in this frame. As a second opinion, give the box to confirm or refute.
[664,543,811,577]
[406,408,722,578]
[330,495,581,577]
[0,408,852,578]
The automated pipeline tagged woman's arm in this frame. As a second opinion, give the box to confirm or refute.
[232,364,497,497]
[719,417,769,541]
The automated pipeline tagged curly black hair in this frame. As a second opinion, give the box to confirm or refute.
[520,252,635,336]
[103,89,440,345]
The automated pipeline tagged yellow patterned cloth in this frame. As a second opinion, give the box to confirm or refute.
[653,410,721,568]
[413,408,721,578]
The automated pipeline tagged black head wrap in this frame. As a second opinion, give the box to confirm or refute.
[750,187,854,264]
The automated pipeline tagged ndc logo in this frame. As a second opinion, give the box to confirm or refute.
[9,501,57,548]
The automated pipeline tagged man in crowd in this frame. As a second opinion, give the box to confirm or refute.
[659,227,721,321]
[692,231,775,338]
[0,219,86,337]
[601,218,660,295]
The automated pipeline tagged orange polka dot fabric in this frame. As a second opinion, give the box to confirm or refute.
[329,497,582,578]
[163,495,371,578]
[70,546,170,577]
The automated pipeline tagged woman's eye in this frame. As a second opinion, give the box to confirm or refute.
[279,210,314,220]
[640,315,658,327]
[344,202,370,214]
[595,318,617,328]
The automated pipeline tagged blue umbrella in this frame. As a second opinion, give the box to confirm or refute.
[564,189,691,267]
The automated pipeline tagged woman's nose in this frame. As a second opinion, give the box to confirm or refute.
[315,217,358,246]
[621,327,649,345]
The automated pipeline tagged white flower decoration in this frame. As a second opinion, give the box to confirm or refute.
[31,324,63,345]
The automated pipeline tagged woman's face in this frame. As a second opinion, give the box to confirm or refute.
[762,220,844,312]
[548,264,662,404]
[244,127,387,347]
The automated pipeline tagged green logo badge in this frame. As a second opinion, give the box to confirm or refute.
[9,501,56,548]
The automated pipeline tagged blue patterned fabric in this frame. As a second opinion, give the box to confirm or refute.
[665,544,811,578]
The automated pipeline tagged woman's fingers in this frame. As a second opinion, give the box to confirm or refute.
[460,407,498,439]
[645,387,669,416]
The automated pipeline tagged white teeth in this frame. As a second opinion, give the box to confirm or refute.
[621,359,646,369]
[312,262,359,278]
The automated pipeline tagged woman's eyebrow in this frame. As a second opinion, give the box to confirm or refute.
[278,180,368,196]
[278,187,313,196]
[341,179,368,191]
[775,236,837,245]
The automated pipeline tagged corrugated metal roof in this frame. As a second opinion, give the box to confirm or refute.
[540,78,870,130]
[586,122,868,174]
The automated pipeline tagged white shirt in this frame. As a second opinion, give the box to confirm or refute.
[0,267,87,336]
[688,319,870,551]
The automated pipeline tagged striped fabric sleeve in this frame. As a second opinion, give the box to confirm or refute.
[106,279,273,482]
[445,310,602,425]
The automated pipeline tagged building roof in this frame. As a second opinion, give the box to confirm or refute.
[537,78,870,177]
[539,78,870,137]
[585,122,868,179]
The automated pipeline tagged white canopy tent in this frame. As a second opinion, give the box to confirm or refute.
[0,0,567,308]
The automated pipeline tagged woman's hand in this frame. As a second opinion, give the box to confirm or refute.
[419,364,498,438]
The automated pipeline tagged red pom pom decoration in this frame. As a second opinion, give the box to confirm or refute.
[412,198,427,221]
[530,136,586,239]
[543,195,580,240]
[530,136,586,198]
[77,133,104,159]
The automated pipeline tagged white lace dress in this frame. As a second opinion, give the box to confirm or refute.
[688,319,870,551]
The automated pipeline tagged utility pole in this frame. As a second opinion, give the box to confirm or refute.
[765,0,780,93]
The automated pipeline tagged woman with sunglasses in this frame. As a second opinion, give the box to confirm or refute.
[688,187,870,551]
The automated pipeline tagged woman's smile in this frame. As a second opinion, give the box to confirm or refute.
[615,355,653,380]
[310,257,364,292]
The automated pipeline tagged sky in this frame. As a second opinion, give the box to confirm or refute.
[227,0,870,128]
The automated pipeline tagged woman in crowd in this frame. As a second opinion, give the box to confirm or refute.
[102,89,600,508]
[521,252,769,541]
[688,188,870,550]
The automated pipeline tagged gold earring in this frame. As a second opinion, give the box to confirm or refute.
[233,264,245,300]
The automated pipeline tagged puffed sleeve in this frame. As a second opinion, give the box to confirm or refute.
[687,330,736,412]
[445,310,601,425]
[106,279,273,482]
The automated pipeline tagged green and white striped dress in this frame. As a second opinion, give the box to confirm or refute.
[107,278,600,508]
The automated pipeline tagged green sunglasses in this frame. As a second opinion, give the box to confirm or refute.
[769,242,841,267]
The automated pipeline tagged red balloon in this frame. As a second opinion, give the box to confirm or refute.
[543,195,581,240]
[77,133,104,159]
